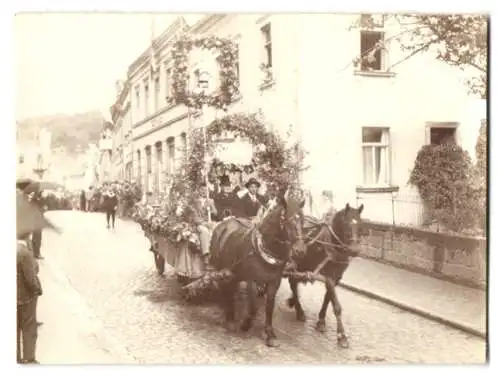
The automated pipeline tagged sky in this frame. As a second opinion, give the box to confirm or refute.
[14,13,204,121]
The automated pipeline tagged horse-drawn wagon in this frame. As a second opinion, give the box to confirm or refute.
[131,113,364,348]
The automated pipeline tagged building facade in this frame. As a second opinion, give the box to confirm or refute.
[109,80,132,182]
[109,14,486,225]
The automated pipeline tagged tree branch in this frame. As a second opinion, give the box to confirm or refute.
[387,37,440,71]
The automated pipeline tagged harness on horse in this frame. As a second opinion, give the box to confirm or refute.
[230,218,286,267]
[252,229,285,266]
[304,218,359,257]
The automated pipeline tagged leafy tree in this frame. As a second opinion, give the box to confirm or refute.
[353,14,488,98]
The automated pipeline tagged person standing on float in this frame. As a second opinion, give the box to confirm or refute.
[213,175,241,221]
[239,177,268,218]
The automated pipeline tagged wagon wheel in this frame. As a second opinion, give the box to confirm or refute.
[154,253,165,275]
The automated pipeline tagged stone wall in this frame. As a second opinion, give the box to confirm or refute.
[359,221,487,289]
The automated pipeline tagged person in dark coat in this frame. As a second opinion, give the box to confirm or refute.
[239,178,268,218]
[102,187,118,229]
[26,189,45,260]
[17,232,43,364]
[212,175,241,221]
[80,190,87,212]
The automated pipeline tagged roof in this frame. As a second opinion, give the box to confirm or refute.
[127,16,190,78]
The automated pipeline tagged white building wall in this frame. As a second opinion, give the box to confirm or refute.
[116,14,486,223]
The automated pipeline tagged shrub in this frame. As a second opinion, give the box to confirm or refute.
[474,120,487,230]
[409,143,481,232]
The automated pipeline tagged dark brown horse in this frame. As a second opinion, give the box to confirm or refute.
[286,203,363,348]
[209,189,306,347]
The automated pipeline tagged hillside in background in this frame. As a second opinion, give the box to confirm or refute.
[16,111,106,155]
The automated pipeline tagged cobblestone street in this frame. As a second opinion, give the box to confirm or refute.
[39,211,486,364]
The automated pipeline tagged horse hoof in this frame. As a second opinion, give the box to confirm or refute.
[315,321,326,333]
[266,338,279,348]
[240,319,253,332]
[296,312,306,322]
[226,321,238,333]
[337,336,350,349]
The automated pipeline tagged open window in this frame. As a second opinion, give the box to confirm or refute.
[426,122,458,145]
[358,14,387,72]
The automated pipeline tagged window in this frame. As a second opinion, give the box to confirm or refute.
[361,127,390,186]
[136,150,142,181]
[135,86,140,109]
[19,154,24,164]
[167,137,175,174]
[359,14,386,72]
[165,67,172,101]
[261,23,272,68]
[154,77,160,112]
[180,132,187,157]
[126,162,132,182]
[427,123,458,145]
[146,146,152,173]
[144,81,150,116]
[155,142,163,194]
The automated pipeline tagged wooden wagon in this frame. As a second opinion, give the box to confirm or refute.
[144,229,206,284]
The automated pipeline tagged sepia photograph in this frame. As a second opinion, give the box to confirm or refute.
[12,4,489,368]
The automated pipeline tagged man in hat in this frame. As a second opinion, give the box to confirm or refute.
[213,175,241,221]
[17,232,43,364]
[102,184,119,229]
[80,189,87,212]
[239,177,268,218]
[26,189,45,260]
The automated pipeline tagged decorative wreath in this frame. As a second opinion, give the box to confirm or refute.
[168,35,239,110]
[180,113,306,200]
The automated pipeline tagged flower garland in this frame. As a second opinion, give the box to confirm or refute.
[168,35,239,110]
[131,195,203,251]
[182,112,307,200]
[132,113,308,249]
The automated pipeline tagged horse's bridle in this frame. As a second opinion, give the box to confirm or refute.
[279,208,304,248]
[305,218,358,256]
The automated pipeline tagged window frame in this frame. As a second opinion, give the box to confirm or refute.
[357,14,389,73]
[166,137,176,175]
[260,23,273,69]
[143,80,150,117]
[425,122,459,145]
[145,146,152,174]
[153,76,160,112]
[134,85,141,109]
[165,65,173,101]
[360,126,392,188]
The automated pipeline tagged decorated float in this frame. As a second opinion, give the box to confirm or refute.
[130,33,309,302]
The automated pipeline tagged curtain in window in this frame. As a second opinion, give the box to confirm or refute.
[363,146,387,185]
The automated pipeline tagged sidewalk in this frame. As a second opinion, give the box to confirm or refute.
[339,258,487,338]
[36,259,137,364]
